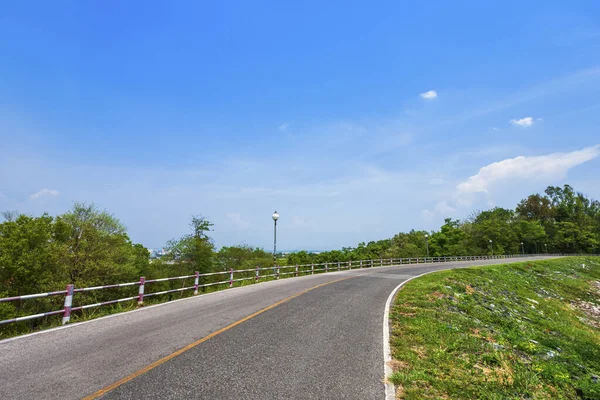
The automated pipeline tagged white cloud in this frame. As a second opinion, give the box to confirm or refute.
[509,117,535,127]
[278,122,290,131]
[420,90,438,100]
[29,188,60,200]
[457,144,600,196]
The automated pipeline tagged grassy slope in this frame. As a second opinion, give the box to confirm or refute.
[389,257,600,399]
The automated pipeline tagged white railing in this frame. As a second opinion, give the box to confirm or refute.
[0,253,577,326]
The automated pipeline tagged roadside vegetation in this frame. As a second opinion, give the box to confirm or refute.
[1,183,598,338]
[388,257,600,399]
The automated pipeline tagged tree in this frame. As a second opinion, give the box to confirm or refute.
[515,220,546,254]
[190,215,213,240]
[516,194,553,222]
[0,214,61,296]
[466,208,520,255]
[1,211,20,222]
[429,219,469,256]
[165,215,215,276]
[217,245,272,271]
[0,205,149,336]
[56,203,143,286]
[387,231,427,258]
[287,250,315,265]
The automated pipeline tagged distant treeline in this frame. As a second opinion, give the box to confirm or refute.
[0,184,598,336]
[287,184,599,264]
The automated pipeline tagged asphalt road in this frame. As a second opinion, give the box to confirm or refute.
[0,257,555,399]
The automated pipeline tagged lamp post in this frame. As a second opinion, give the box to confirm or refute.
[425,234,429,257]
[489,239,493,255]
[272,211,279,268]
[520,242,524,255]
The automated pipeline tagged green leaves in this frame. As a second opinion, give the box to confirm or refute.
[0,205,149,337]
[164,215,215,275]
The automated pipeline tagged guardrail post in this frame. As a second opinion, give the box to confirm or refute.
[193,271,199,295]
[325,263,328,273]
[229,268,234,287]
[360,260,363,268]
[138,277,145,305]
[276,266,280,279]
[62,284,74,325]
[295,265,299,277]
[380,258,383,267]
[371,259,373,268]
[389,258,392,265]
[256,266,259,282]
[337,261,340,271]
[311,263,314,275]
[349,260,352,270]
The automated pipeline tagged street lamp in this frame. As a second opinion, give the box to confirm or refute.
[272,211,279,267]
[544,243,547,253]
[520,242,524,255]
[489,239,493,255]
[425,234,429,257]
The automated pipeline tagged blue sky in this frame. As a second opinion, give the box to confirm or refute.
[1,1,600,251]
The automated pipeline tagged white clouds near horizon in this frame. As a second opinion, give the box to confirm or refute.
[29,189,60,200]
[419,145,600,223]
[457,145,600,196]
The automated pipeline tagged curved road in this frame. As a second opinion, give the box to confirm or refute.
[0,257,554,399]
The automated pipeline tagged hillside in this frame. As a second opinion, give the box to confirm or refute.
[389,257,600,399]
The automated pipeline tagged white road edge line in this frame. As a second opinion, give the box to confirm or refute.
[383,271,434,400]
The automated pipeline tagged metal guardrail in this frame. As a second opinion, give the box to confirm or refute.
[0,253,583,326]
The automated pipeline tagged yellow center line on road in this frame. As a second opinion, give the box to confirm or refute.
[84,276,355,399]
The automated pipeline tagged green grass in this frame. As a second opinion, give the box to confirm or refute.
[388,257,600,400]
